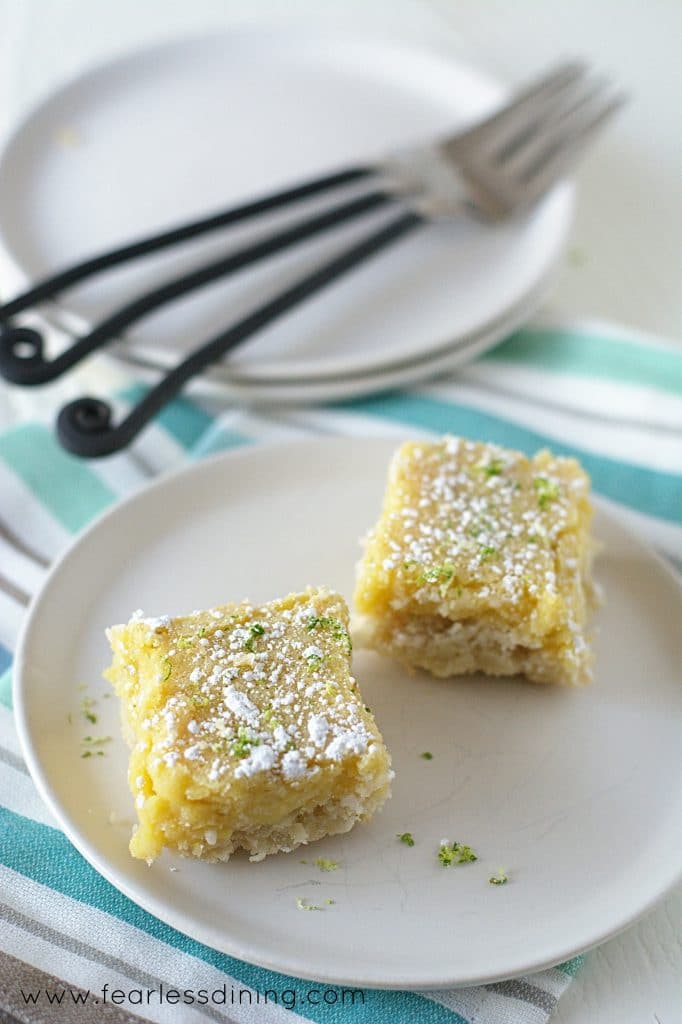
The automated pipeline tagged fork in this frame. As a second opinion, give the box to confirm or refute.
[0,61,625,457]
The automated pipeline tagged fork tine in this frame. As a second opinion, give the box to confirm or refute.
[550,75,615,127]
[500,76,614,174]
[492,74,608,165]
[390,60,625,221]
[514,89,627,207]
[472,70,600,168]
[443,60,588,155]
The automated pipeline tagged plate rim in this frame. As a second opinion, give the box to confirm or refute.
[12,438,682,989]
[0,27,574,387]
[110,274,552,404]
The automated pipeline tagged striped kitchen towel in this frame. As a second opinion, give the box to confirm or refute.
[0,320,680,1024]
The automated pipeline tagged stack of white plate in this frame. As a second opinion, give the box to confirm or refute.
[0,29,574,403]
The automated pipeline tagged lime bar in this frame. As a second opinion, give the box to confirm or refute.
[354,437,598,686]
[105,588,392,863]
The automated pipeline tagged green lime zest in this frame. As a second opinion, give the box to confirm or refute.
[313,857,340,872]
[262,707,280,729]
[420,563,455,585]
[243,622,265,652]
[80,734,112,759]
[397,832,415,847]
[306,615,352,655]
[438,841,478,867]
[489,869,509,886]
[176,634,200,648]
[231,727,260,759]
[296,897,323,911]
[80,695,98,724]
[479,456,504,476]
[479,545,498,561]
[534,476,560,509]
[420,751,434,761]
[420,562,457,597]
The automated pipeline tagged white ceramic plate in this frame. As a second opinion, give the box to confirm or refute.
[118,281,546,405]
[0,29,573,395]
[14,440,682,989]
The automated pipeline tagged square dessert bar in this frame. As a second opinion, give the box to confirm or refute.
[354,437,598,686]
[106,588,392,863]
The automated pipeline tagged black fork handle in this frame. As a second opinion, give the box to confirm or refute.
[57,210,424,458]
[0,189,392,385]
[0,166,375,319]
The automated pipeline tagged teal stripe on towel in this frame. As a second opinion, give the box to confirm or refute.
[120,385,215,450]
[0,665,12,710]
[189,424,251,460]
[341,394,682,524]
[485,327,682,397]
[0,640,11,711]
[0,807,468,1024]
[556,956,586,977]
[0,425,115,533]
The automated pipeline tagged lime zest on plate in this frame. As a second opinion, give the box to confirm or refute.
[296,896,323,911]
[438,840,478,866]
[489,868,509,886]
[313,857,340,872]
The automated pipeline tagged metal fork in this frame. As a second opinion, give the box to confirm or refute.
[0,61,625,457]
[384,61,625,219]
